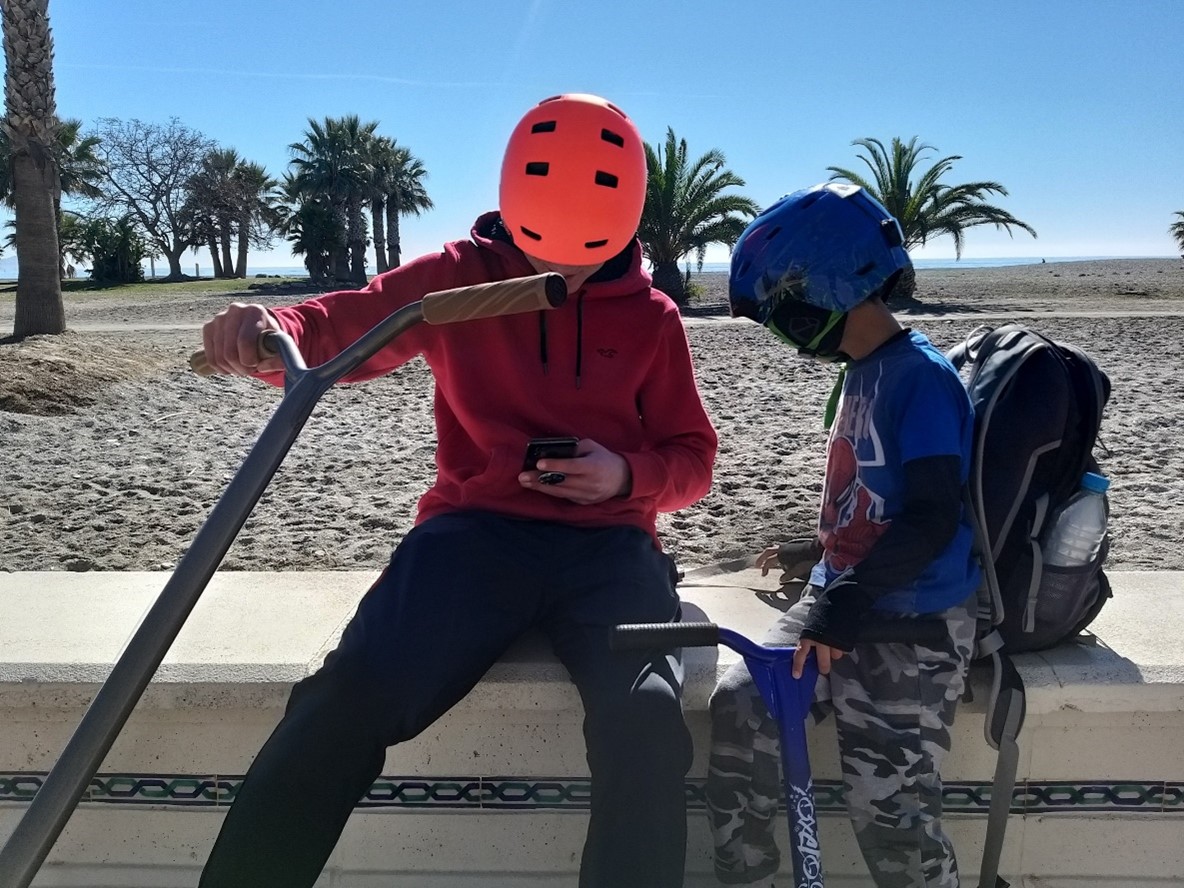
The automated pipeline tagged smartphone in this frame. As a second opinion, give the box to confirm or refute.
[523,436,579,482]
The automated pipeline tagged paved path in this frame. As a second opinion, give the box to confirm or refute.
[24,307,1184,334]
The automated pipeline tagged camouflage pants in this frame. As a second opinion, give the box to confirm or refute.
[706,587,975,887]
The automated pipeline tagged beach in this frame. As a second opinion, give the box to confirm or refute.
[1,257,1182,574]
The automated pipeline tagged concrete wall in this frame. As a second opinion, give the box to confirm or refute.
[2,569,1183,886]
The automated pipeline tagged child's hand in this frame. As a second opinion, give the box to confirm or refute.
[756,546,783,576]
[776,537,822,581]
[792,638,845,678]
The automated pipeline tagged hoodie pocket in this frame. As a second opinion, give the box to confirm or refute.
[458,445,518,507]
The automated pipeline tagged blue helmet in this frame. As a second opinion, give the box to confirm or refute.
[729,183,911,324]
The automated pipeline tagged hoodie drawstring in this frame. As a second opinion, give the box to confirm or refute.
[536,290,586,388]
[574,291,585,390]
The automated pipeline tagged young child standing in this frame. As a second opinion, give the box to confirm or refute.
[708,183,980,887]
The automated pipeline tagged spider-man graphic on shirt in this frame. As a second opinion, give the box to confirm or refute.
[818,387,890,574]
[808,331,981,613]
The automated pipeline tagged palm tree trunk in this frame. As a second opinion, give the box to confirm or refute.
[4,0,64,337]
[10,148,63,335]
[219,225,234,278]
[347,196,367,284]
[386,204,402,269]
[333,246,350,282]
[371,199,388,273]
[207,240,223,278]
[235,215,249,277]
[651,260,687,307]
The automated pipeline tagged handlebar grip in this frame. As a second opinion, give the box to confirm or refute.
[420,272,567,324]
[610,622,721,651]
[189,331,279,377]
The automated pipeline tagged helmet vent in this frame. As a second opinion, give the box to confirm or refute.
[600,128,625,148]
[594,171,619,188]
[531,121,557,134]
[855,262,875,276]
[525,162,550,176]
[764,226,782,241]
[584,239,609,249]
[518,226,543,242]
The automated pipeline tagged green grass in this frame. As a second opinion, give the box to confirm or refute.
[0,276,308,303]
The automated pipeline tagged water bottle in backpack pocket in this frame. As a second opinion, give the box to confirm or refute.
[1030,472,1111,649]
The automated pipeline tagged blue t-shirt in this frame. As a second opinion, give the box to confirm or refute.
[809,330,980,614]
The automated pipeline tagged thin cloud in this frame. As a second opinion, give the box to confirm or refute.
[61,62,494,89]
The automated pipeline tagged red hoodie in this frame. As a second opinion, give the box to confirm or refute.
[259,212,718,544]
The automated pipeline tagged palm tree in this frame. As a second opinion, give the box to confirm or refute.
[52,119,104,201]
[2,0,63,336]
[231,160,280,277]
[0,117,105,278]
[288,115,376,285]
[1170,211,1184,257]
[384,144,432,270]
[827,136,1037,300]
[186,148,241,277]
[365,135,398,274]
[638,127,759,306]
[279,172,343,283]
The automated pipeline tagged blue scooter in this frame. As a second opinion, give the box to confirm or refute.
[612,617,946,888]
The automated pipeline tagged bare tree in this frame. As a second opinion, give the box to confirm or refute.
[2,0,62,336]
[89,117,215,280]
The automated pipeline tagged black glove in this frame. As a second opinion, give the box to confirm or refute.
[799,575,877,652]
[776,537,824,583]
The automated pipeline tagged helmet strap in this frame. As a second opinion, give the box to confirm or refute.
[822,363,847,430]
[765,301,849,361]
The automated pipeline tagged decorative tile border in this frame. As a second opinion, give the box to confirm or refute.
[2,773,1180,816]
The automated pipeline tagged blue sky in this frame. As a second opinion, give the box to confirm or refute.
[20,0,1184,269]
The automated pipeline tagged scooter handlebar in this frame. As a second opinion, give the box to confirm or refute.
[610,618,949,652]
[189,330,279,377]
[188,272,568,375]
[421,272,567,324]
[610,622,721,651]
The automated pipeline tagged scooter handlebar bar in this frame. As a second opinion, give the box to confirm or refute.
[610,622,721,651]
[610,618,948,652]
[420,272,567,325]
[188,272,568,376]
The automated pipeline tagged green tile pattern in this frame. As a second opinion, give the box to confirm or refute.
[2,773,1181,815]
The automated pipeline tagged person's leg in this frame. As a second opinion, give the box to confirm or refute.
[831,596,975,888]
[200,513,543,888]
[705,587,830,885]
[538,524,691,888]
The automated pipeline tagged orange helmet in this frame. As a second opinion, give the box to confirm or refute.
[499,93,647,266]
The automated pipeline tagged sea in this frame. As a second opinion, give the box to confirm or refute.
[238,256,1164,278]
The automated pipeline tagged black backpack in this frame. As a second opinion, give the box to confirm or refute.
[945,323,1112,888]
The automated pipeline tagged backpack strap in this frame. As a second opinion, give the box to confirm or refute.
[1021,494,1050,633]
[978,648,1026,888]
[966,482,1026,888]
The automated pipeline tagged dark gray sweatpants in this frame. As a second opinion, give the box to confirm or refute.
[707,586,975,887]
[200,510,692,888]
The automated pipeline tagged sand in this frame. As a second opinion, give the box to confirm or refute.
[1,258,1182,574]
